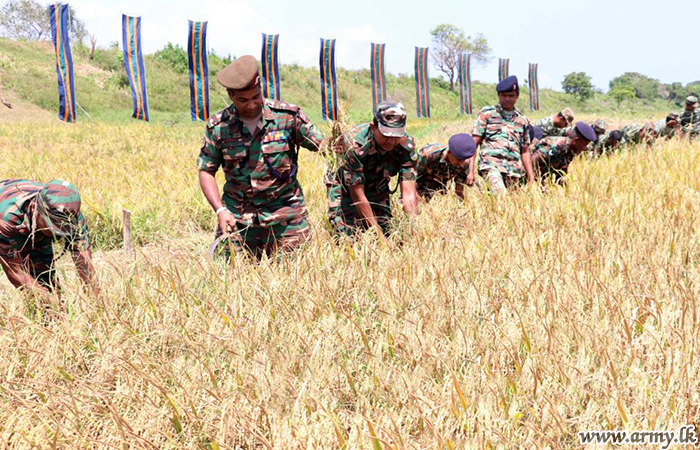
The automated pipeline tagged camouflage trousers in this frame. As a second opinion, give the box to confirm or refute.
[326,184,392,237]
[480,169,522,194]
[213,215,311,259]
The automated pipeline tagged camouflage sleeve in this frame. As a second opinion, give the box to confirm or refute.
[66,212,91,253]
[341,140,365,186]
[522,117,532,148]
[472,110,489,138]
[294,108,324,152]
[196,125,222,173]
[399,137,418,181]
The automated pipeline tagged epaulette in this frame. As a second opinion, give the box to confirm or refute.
[206,107,230,128]
[266,98,300,114]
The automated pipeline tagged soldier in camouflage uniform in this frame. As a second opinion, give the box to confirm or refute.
[326,102,419,237]
[592,130,623,156]
[679,96,700,139]
[415,134,476,200]
[197,56,324,258]
[0,179,98,298]
[534,108,575,137]
[591,119,606,139]
[468,76,535,193]
[653,113,680,140]
[531,122,597,181]
[619,123,657,146]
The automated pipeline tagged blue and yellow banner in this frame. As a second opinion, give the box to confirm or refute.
[122,14,149,122]
[458,53,472,115]
[370,42,386,110]
[498,58,510,83]
[49,3,76,123]
[414,47,430,119]
[528,63,540,111]
[188,20,209,121]
[262,33,281,101]
[319,38,339,121]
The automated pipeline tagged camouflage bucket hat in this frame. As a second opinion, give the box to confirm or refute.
[592,119,606,135]
[36,180,82,237]
[559,108,575,125]
[375,101,407,137]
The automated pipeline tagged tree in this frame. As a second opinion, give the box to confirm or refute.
[609,72,661,101]
[608,84,635,107]
[0,0,87,43]
[562,72,594,102]
[430,24,491,91]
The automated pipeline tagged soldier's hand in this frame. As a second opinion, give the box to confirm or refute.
[217,209,236,234]
[466,172,475,186]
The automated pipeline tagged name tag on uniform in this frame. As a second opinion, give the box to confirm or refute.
[263,130,289,143]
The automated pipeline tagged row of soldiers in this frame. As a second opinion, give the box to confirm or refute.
[1,55,697,303]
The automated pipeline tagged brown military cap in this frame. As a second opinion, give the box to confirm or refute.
[217,55,260,90]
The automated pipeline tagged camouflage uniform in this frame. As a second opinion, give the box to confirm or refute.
[0,179,90,290]
[592,132,618,156]
[653,119,678,140]
[534,115,571,137]
[197,99,323,257]
[326,123,417,236]
[619,123,653,146]
[531,136,575,179]
[415,143,468,200]
[473,104,531,192]
[679,109,700,138]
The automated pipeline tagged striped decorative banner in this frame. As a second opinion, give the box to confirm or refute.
[319,38,339,121]
[458,53,472,115]
[49,3,76,123]
[261,33,281,100]
[370,42,386,110]
[188,20,209,121]
[528,63,540,111]
[122,14,149,121]
[498,58,510,82]
[414,47,430,119]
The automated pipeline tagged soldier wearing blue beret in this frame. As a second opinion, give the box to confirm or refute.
[468,75,535,193]
[532,122,597,181]
[416,133,477,200]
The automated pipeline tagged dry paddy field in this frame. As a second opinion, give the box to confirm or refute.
[0,116,699,449]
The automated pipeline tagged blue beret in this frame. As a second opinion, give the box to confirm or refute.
[528,126,543,141]
[496,75,519,93]
[574,122,597,142]
[448,133,476,160]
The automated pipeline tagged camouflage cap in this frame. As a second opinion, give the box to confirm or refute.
[217,55,260,90]
[666,112,680,123]
[559,108,575,125]
[592,119,606,136]
[686,95,699,105]
[36,180,82,237]
[374,101,407,137]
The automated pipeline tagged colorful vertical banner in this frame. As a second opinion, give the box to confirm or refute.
[188,21,209,122]
[49,3,76,123]
[261,33,281,101]
[122,14,149,122]
[458,53,472,115]
[370,42,386,110]
[498,58,510,82]
[319,38,339,121]
[528,63,540,111]
[414,47,430,119]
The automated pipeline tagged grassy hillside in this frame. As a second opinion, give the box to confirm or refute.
[0,38,677,125]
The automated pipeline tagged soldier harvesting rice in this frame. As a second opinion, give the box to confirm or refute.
[197,56,325,258]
